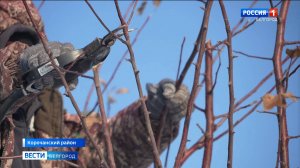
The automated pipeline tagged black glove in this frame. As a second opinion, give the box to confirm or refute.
[146,79,190,123]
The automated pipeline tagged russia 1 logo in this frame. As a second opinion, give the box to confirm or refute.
[269,8,278,17]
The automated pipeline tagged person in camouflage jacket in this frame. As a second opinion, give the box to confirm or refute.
[0,1,190,168]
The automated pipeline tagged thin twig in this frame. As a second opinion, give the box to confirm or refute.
[113,1,162,167]
[127,0,138,25]
[257,110,278,116]
[269,0,274,8]
[159,37,187,152]
[23,1,107,166]
[85,0,111,32]
[284,58,294,92]
[219,1,235,167]
[285,64,300,79]
[272,1,290,167]
[157,34,187,158]
[174,2,213,167]
[197,123,206,135]
[123,1,135,20]
[234,100,258,112]
[0,155,22,159]
[176,37,186,81]
[194,104,205,113]
[284,40,300,45]
[275,1,283,8]
[93,65,116,168]
[212,47,222,91]
[202,41,214,168]
[212,19,256,50]
[87,15,151,116]
[288,135,300,140]
[180,58,298,165]
[58,67,94,80]
[215,100,258,120]
[85,0,127,45]
[37,0,45,11]
[83,83,95,112]
[231,0,257,34]
[102,15,150,93]
[214,56,291,140]
[233,50,272,61]
[164,122,173,168]
[62,160,80,168]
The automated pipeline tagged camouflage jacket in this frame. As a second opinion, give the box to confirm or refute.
[0,1,182,168]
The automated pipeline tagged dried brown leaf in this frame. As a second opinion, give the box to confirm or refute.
[282,92,298,102]
[262,93,285,111]
[286,46,300,58]
[262,92,298,111]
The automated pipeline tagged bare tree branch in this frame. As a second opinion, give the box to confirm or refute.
[202,41,214,168]
[272,1,290,167]
[276,139,280,168]
[284,58,295,92]
[83,83,95,112]
[85,0,111,32]
[93,65,116,168]
[284,40,300,45]
[127,0,138,25]
[113,1,162,167]
[197,123,206,135]
[179,47,298,166]
[231,0,257,34]
[213,19,256,50]
[164,122,173,168]
[123,1,135,20]
[257,110,278,116]
[194,104,205,113]
[215,100,258,120]
[288,135,300,140]
[212,47,223,92]
[37,0,45,11]
[269,0,274,8]
[233,50,272,61]
[176,37,186,81]
[219,1,235,167]
[0,155,22,160]
[174,2,213,167]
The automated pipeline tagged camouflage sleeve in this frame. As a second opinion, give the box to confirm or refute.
[0,0,45,101]
[67,100,180,168]
[0,1,44,34]
[108,99,180,168]
[70,79,189,168]
[107,79,189,168]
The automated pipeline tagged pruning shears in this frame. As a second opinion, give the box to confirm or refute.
[21,27,134,94]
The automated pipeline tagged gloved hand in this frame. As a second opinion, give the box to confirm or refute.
[146,79,190,123]
[19,42,78,91]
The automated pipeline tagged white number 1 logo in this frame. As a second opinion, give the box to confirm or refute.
[271,10,275,16]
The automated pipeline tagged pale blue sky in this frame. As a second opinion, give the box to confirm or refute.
[35,1,300,167]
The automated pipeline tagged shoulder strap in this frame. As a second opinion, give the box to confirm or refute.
[0,23,40,49]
